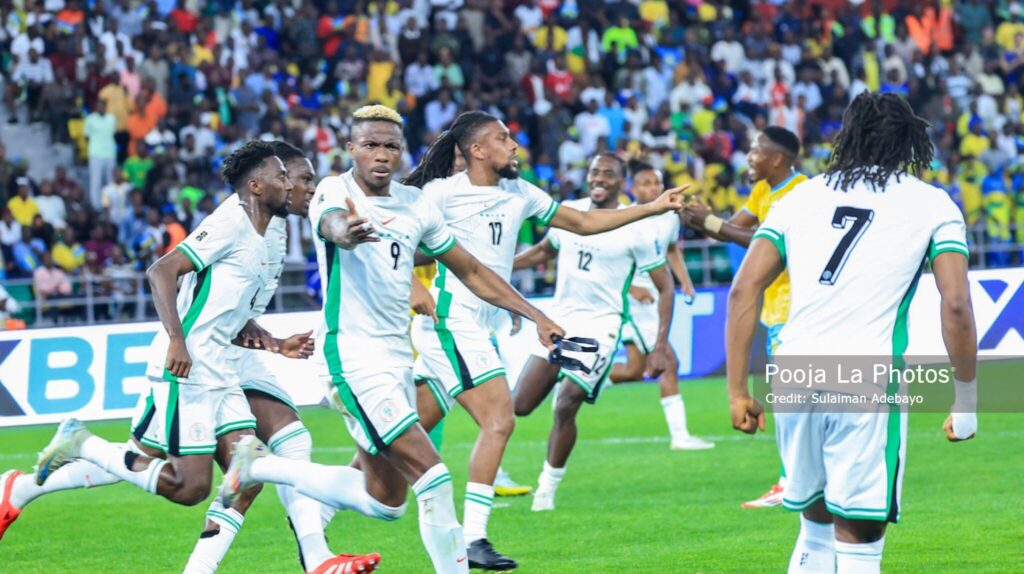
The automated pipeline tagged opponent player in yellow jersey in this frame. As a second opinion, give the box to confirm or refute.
[683,126,806,509]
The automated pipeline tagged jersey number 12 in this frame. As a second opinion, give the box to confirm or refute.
[819,206,874,285]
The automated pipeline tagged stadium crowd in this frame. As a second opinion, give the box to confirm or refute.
[1,0,1024,326]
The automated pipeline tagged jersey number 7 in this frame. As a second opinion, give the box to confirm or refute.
[819,206,874,286]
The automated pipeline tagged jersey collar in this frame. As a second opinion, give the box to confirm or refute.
[770,171,802,193]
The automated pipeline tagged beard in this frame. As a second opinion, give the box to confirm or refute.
[497,163,519,180]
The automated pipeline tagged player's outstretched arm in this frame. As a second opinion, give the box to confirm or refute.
[549,185,689,235]
[644,264,676,378]
[932,251,979,442]
[683,200,758,247]
[146,249,201,378]
[438,243,565,349]
[512,238,557,270]
[725,238,784,434]
[319,198,380,250]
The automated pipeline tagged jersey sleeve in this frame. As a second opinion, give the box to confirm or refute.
[633,233,667,273]
[309,176,349,241]
[928,193,969,262]
[741,181,765,219]
[751,194,792,266]
[546,228,562,250]
[418,200,457,257]
[175,209,236,272]
[522,180,560,225]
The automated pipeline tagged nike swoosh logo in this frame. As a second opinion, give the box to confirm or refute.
[457,556,467,563]
[381,217,396,226]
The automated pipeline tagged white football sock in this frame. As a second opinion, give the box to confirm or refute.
[787,516,836,573]
[267,422,333,569]
[536,461,565,495]
[463,482,494,545]
[80,436,166,494]
[10,459,120,508]
[183,500,244,574]
[835,538,884,574]
[249,454,378,518]
[412,464,468,573]
[660,394,690,441]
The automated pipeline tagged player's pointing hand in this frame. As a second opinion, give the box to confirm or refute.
[651,184,693,214]
[341,197,380,248]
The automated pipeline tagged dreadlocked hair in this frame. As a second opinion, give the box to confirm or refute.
[270,140,306,163]
[825,92,933,192]
[404,111,498,188]
[222,140,277,188]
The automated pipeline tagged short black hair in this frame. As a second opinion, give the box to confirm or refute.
[629,161,658,178]
[222,140,277,189]
[761,126,801,157]
[270,140,306,164]
[591,152,627,178]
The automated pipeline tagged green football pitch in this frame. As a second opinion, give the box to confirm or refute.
[0,377,1018,573]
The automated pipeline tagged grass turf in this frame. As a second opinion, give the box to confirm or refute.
[0,377,1018,573]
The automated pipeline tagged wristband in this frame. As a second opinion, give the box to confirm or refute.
[951,378,977,440]
[704,214,724,234]
[952,378,977,412]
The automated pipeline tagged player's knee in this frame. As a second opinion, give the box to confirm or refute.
[836,518,886,544]
[553,398,581,424]
[483,412,515,440]
[170,481,211,506]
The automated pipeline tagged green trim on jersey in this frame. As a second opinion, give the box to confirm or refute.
[378,412,419,445]
[176,243,204,271]
[928,239,970,261]
[882,261,925,524]
[472,368,506,385]
[782,490,825,511]
[320,241,380,453]
[139,436,163,451]
[533,201,560,226]
[620,263,637,322]
[419,235,457,257]
[626,316,652,354]
[315,206,342,241]
[430,263,471,394]
[638,256,667,274]
[164,381,179,454]
[421,377,451,415]
[824,500,889,521]
[164,267,213,383]
[215,419,257,437]
[752,228,786,266]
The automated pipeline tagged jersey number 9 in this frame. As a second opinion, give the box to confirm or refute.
[390,242,401,270]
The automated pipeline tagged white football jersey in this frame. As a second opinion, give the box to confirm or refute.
[629,211,680,295]
[146,194,270,386]
[310,170,456,375]
[755,173,968,357]
[547,199,666,321]
[423,172,558,326]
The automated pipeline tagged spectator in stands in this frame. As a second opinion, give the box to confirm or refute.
[84,99,118,209]
[11,226,44,277]
[0,144,14,204]
[35,181,67,231]
[5,47,54,124]
[85,224,116,266]
[0,208,21,264]
[33,251,74,322]
[52,228,86,275]
[7,178,39,227]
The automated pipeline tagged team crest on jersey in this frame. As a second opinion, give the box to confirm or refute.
[476,354,491,369]
[189,423,207,442]
[318,194,325,204]
[376,400,398,424]
[195,231,208,242]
